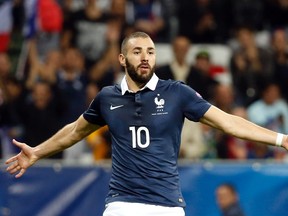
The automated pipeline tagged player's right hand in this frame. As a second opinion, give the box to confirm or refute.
[5,139,38,178]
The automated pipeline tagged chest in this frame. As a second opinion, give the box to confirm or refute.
[101,91,183,133]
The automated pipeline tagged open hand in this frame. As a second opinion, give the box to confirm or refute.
[5,139,38,178]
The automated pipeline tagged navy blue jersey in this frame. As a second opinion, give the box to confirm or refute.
[83,75,211,207]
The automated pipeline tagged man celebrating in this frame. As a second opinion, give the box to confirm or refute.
[6,32,288,216]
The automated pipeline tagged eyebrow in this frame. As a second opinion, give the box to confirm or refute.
[133,47,155,51]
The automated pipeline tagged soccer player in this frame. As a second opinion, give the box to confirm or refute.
[216,183,246,216]
[5,32,288,216]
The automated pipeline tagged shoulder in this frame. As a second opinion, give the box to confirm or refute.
[157,79,201,98]
[247,101,266,117]
[157,78,185,88]
[273,100,288,112]
[247,100,264,111]
[93,85,120,103]
[87,84,120,109]
[100,84,121,95]
[276,99,288,107]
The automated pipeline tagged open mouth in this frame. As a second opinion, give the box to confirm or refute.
[139,64,150,70]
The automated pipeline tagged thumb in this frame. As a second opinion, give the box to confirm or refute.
[12,139,25,148]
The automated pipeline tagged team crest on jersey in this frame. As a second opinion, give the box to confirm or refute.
[152,94,168,116]
[154,94,165,108]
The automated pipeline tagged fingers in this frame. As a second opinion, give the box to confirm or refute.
[6,164,19,174]
[6,160,26,178]
[5,155,18,164]
[6,139,24,164]
[15,168,26,178]
[6,162,20,174]
[8,167,26,178]
[5,139,29,178]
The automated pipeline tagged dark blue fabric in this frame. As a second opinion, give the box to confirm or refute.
[83,79,211,207]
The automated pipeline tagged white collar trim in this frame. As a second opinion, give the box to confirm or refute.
[121,73,159,95]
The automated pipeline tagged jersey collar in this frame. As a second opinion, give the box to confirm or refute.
[121,73,159,95]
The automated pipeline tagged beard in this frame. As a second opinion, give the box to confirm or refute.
[125,58,155,86]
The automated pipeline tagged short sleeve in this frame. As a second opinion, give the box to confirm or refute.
[83,92,106,126]
[179,83,211,122]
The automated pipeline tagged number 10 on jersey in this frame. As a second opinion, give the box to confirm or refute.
[129,126,150,148]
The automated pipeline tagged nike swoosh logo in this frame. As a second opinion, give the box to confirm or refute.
[110,104,124,110]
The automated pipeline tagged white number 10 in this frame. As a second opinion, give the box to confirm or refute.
[129,126,150,148]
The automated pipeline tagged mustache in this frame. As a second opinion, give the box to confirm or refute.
[137,63,151,69]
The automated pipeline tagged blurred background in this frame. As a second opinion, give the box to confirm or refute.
[1,0,288,215]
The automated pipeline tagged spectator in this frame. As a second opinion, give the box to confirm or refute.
[21,81,63,159]
[56,47,88,126]
[230,26,274,106]
[0,76,25,131]
[0,52,12,83]
[205,84,249,159]
[187,50,219,101]
[23,0,63,61]
[0,76,25,158]
[156,36,207,159]
[179,118,207,159]
[230,0,265,31]
[248,142,275,159]
[125,0,167,42]
[0,0,13,52]
[247,82,288,138]
[0,54,21,136]
[270,29,288,102]
[176,0,232,43]
[54,47,89,161]
[88,20,121,89]
[208,84,236,158]
[247,82,288,160]
[11,0,25,34]
[25,39,62,90]
[264,0,288,30]
[109,0,127,36]
[156,35,191,82]
[61,0,116,70]
[226,107,251,160]
[0,53,21,142]
[211,83,237,113]
[216,183,246,216]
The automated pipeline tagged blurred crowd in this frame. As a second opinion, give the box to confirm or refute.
[0,0,288,162]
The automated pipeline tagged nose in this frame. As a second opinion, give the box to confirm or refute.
[140,52,148,62]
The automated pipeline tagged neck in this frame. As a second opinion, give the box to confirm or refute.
[126,75,145,92]
[175,58,186,66]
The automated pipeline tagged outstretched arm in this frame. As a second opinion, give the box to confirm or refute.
[200,106,288,149]
[6,115,100,178]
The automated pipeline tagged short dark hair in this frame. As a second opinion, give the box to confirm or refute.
[218,183,237,195]
[196,50,210,60]
[121,32,151,55]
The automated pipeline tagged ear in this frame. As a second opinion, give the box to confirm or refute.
[119,54,126,67]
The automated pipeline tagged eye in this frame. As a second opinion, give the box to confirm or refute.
[148,51,155,55]
[133,51,140,55]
